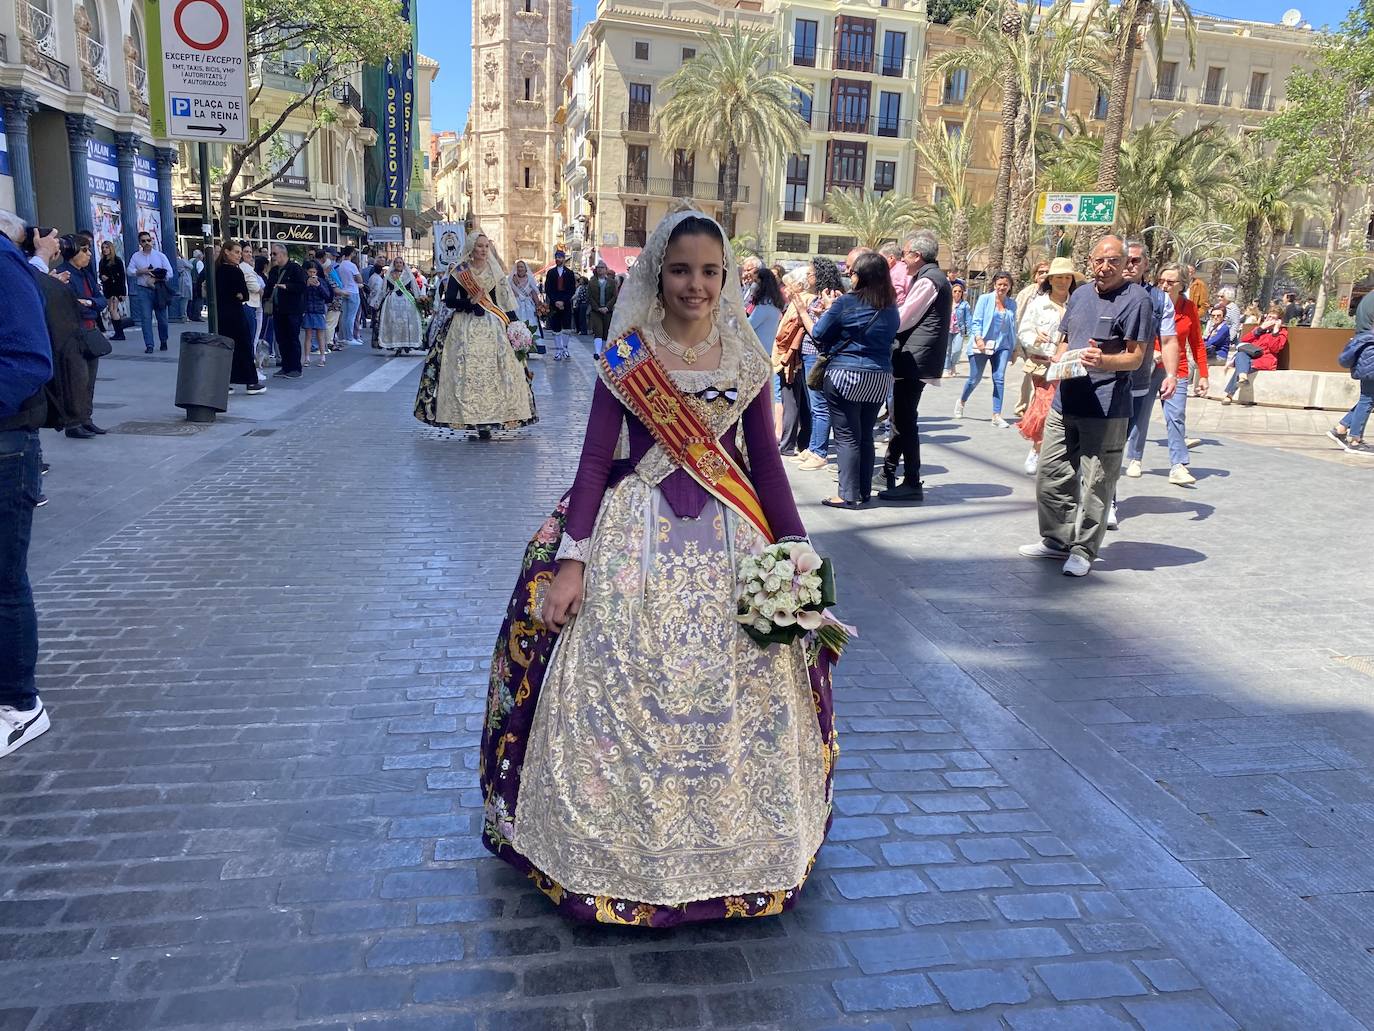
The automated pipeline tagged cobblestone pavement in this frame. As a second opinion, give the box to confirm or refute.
[3,336,1372,1030]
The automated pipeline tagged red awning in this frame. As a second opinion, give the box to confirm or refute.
[595,247,642,276]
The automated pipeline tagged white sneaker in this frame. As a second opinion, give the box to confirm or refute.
[1062,553,1092,577]
[1019,539,1071,560]
[1124,459,1142,478]
[954,400,965,419]
[1,700,49,758]
[1023,448,1039,476]
[991,415,1010,429]
[1106,503,1119,530]
[1185,437,1202,449]
[1169,464,1197,486]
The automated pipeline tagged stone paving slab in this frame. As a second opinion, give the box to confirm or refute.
[1,335,1370,1029]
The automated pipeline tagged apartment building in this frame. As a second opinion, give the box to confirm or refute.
[1131,9,1372,256]
[168,63,376,255]
[560,0,774,272]
[768,0,929,260]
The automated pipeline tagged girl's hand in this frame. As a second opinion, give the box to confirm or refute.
[542,562,585,631]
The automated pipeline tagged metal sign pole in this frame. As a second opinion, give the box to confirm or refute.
[199,142,218,335]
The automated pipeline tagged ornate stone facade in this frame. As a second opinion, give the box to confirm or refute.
[469,0,571,262]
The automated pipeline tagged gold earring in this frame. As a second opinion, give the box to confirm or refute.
[650,296,666,323]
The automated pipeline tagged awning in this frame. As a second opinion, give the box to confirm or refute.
[337,207,369,234]
[595,247,641,276]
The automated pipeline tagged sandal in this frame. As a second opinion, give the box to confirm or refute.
[821,496,864,510]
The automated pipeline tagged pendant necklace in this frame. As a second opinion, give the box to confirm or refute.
[650,321,719,365]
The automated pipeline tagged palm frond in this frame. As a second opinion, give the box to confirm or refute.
[822,190,921,250]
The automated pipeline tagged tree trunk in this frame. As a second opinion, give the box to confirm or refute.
[952,208,970,282]
[987,0,1022,276]
[1314,192,1344,320]
[1238,218,1262,304]
[1080,0,1144,261]
[1258,232,1282,308]
[1005,98,1035,282]
[1208,259,1224,298]
[722,142,739,240]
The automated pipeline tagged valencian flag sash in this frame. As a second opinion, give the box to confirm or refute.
[458,265,510,325]
[598,329,774,543]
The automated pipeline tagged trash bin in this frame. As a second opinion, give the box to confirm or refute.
[174,332,234,423]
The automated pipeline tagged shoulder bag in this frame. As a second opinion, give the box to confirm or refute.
[807,306,882,390]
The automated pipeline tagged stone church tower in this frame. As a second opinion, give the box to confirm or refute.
[470,0,571,262]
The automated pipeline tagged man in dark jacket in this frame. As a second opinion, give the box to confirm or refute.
[265,243,307,377]
[543,250,576,357]
[0,214,54,757]
[880,229,952,501]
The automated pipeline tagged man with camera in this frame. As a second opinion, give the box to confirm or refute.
[126,231,173,353]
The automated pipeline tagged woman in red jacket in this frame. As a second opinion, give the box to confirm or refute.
[1223,304,1287,405]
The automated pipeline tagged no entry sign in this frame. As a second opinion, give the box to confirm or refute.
[146,0,249,144]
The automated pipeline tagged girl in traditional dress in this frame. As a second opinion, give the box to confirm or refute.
[508,260,544,342]
[414,233,536,439]
[479,209,837,926]
[376,258,424,355]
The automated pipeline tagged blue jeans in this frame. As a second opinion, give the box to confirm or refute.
[1340,377,1374,440]
[945,334,964,373]
[339,291,361,343]
[1125,366,1189,467]
[132,284,169,348]
[243,305,259,348]
[1225,352,1253,395]
[0,430,41,709]
[961,349,1011,414]
[803,352,831,455]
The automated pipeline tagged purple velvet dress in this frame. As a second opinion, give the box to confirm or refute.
[479,354,837,926]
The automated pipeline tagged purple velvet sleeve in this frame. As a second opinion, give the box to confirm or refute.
[563,378,625,545]
[742,388,807,541]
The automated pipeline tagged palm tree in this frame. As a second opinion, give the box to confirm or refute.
[658,26,808,235]
[914,121,976,278]
[915,199,992,282]
[1227,137,1319,304]
[822,189,920,250]
[1002,0,1111,278]
[1282,252,1325,298]
[1077,0,1197,257]
[926,0,1023,274]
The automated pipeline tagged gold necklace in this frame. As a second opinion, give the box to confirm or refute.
[649,322,719,365]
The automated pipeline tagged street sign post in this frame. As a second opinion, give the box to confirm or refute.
[1036,192,1119,226]
[145,0,250,334]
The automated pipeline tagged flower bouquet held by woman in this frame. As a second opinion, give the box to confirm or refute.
[414,232,537,438]
[479,207,846,926]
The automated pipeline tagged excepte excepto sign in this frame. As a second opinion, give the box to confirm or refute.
[146,0,249,144]
[1037,192,1119,226]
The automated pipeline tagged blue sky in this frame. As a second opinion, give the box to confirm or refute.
[420,0,1354,134]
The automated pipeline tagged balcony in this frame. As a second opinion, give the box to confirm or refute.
[251,58,310,93]
[330,81,364,116]
[789,45,917,78]
[1200,87,1231,106]
[621,110,652,133]
[1151,83,1184,102]
[1244,91,1276,111]
[806,108,914,139]
[616,176,750,203]
[18,1,70,88]
[81,35,120,108]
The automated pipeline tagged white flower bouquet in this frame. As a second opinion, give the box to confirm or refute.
[507,320,533,359]
[736,541,852,657]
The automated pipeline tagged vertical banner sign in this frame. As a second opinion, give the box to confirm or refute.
[382,0,415,209]
[145,0,250,143]
[433,223,465,267]
[86,139,124,253]
[133,154,163,246]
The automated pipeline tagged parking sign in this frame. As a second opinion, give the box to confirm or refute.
[146,0,250,144]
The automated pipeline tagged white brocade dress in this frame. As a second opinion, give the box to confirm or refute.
[510,344,829,905]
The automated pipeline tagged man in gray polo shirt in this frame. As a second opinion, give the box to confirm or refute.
[1019,235,1149,577]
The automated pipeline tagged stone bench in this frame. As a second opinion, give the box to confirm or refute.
[1201,366,1360,411]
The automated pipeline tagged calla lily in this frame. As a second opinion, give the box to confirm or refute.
[794,549,823,574]
[796,609,825,630]
[773,610,797,626]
